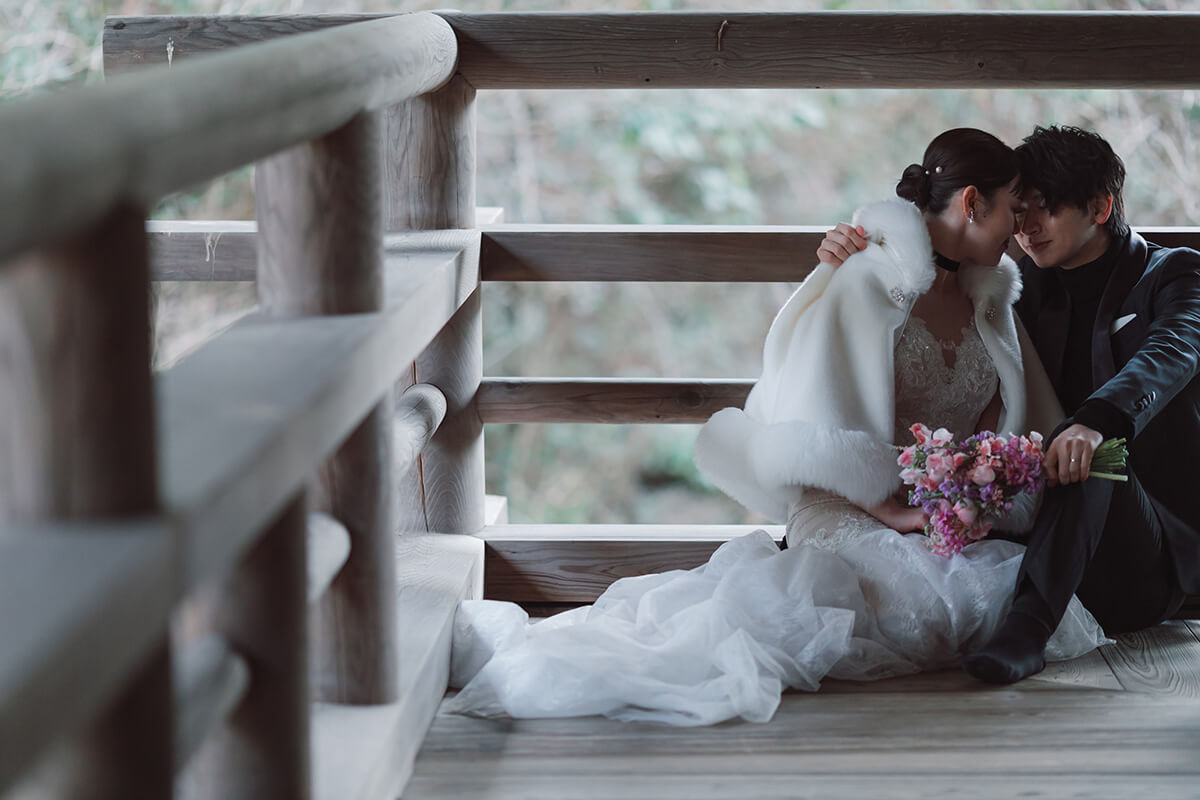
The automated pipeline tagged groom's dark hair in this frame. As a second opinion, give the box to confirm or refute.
[1016,126,1129,238]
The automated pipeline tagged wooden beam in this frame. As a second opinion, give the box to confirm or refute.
[478,378,752,424]
[388,76,486,535]
[104,12,1200,90]
[144,224,1200,283]
[157,241,477,593]
[103,14,381,74]
[184,496,311,799]
[0,13,456,261]
[144,212,503,283]
[481,225,824,282]
[0,202,173,796]
[311,534,483,800]
[0,524,173,795]
[482,524,782,603]
[256,109,399,706]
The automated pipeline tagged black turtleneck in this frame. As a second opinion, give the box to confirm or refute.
[1054,236,1133,440]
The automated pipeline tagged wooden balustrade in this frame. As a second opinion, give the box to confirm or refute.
[0,9,475,798]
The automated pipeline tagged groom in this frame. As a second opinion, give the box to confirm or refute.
[819,125,1200,683]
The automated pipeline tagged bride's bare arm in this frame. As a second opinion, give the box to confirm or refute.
[974,388,1003,434]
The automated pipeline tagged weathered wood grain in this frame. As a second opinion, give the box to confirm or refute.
[105,12,1200,89]
[157,243,475,591]
[478,378,753,424]
[256,111,383,316]
[311,534,483,800]
[393,383,447,482]
[481,225,823,282]
[256,108,399,705]
[1099,621,1200,697]
[183,496,310,800]
[143,223,1200,283]
[0,524,173,796]
[103,14,379,74]
[482,524,781,603]
[819,647,1122,694]
[0,13,455,260]
[403,773,1200,800]
[410,690,1200,799]
[173,635,250,773]
[0,202,173,797]
[388,76,487,535]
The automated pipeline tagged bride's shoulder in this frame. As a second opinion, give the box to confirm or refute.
[834,198,935,300]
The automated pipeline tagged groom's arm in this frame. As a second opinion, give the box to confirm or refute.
[816,223,868,265]
[1085,253,1200,439]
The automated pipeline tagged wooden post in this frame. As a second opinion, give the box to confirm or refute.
[256,111,399,704]
[386,75,485,535]
[182,496,310,800]
[0,204,173,796]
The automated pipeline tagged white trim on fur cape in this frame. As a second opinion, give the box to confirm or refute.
[694,198,1062,524]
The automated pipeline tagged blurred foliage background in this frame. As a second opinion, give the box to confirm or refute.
[4,0,1198,525]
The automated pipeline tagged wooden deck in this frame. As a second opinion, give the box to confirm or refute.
[405,621,1200,799]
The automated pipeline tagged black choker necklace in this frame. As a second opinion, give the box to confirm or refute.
[934,251,960,272]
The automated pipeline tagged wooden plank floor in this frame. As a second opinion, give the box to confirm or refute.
[405,621,1200,799]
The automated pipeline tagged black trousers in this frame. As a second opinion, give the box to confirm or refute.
[1018,469,1186,635]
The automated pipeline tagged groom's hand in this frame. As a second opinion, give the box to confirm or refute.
[817,223,868,267]
[1044,424,1104,486]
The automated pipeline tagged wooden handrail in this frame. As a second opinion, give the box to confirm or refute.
[0,12,456,261]
[478,378,753,424]
[142,222,1200,283]
[105,11,1200,90]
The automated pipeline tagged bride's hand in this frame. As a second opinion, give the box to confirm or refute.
[864,495,929,533]
[817,222,869,267]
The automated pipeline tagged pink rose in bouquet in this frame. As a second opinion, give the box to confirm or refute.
[897,424,1047,557]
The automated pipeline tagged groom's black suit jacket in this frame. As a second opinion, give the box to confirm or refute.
[1014,232,1200,594]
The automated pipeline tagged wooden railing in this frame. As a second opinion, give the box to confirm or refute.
[1,11,483,800]
[3,9,1200,799]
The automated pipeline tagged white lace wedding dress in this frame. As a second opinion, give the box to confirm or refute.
[446,316,1110,726]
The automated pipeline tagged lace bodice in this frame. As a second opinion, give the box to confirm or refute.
[893,315,998,444]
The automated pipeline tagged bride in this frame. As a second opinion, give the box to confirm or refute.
[447,129,1109,726]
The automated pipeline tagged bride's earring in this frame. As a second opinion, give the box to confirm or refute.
[968,208,976,224]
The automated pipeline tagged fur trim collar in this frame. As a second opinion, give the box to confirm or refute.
[852,198,1022,310]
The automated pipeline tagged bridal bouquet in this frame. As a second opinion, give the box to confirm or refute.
[897,424,1129,556]
[897,424,1047,557]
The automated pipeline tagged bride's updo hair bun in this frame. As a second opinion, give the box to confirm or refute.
[896,163,933,208]
[895,128,1019,213]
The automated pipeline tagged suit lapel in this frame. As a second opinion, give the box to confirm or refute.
[1092,233,1147,387]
